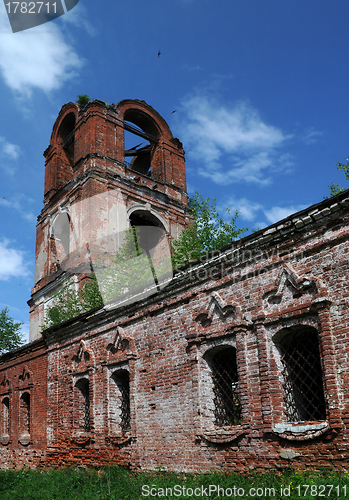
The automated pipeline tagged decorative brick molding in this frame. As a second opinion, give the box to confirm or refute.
[70,340,95,373]
[0,372,11,393]
[272,421,330,441]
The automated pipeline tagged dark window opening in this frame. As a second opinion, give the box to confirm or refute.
[1,397,9,437]
[129,211,164,250]
[277,326,326,422]
[123,110,159,177]
[58,113,75,167]
[75,378,90,432]
[112,370,131,433]
[20,392,30,435]
[210,348,241,427]
[125,133,152,176]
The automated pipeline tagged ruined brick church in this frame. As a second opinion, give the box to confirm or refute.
[1,99,349,471]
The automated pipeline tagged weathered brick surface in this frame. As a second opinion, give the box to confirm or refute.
[35,199,349,472]
[0,339,47,469]
[1,101,349,472]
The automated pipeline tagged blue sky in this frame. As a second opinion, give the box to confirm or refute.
[1,0,349,342]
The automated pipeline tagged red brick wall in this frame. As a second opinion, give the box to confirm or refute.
[14,193,347,471]
[2,193,349,471]
[0,339,47,469]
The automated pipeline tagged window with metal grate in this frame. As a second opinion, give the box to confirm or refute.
[112,370,131,433]
[277,326,326,422]
[20,392,30,435]
[211,348,241,427]
[1,397,10,438]
[75,378,90,432]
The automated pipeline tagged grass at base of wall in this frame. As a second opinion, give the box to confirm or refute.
[0,466,348,499]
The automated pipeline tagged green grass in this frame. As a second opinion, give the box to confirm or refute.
[0,466,348,499]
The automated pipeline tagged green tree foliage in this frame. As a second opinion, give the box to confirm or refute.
[43,277,103,329]
[76,94,91,107]
[328,157,349,196]
[43,194,246,328]
[172,192,247,268]
[94,227,157,304]
[0,308,24,354]
[43,228,164,329]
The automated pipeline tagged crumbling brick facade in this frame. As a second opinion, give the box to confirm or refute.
[1,100,349,471]
[0,339,47,468]
[29,99,188,341]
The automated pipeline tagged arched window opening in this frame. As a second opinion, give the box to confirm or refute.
[57,113,75,167]
[110,370,131,434]
[129,211,168,288]
[1,397,9,438]
[276,326,326,422]
[124,109,159,177]
[74,378,90,432]
[52,212,70,261]
[129,211,164,251]
[209,348,241,427]
[20,392,30,435]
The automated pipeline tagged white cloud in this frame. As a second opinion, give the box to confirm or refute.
[0,195,36,222]
[226,196,308,227]
[0,136,20,174]
[0,239,29,280]
[0,8,84,95]
[0,136,20,160]
[226,196,262,221]
[60,3,96,37]
[20,322,29,343]
[0,135,20,174]
[264,205,307,224]
[176,94,291,185]
[303,127,324,145]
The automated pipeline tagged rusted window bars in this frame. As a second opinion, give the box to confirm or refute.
[21,393,30,434]
[76,379,90,432]
[119,372,131,433]
[83,390,91,432]
[2,397,9,436]
[279,328,326,422]
[211,349,242,427]
[113,371,131,433]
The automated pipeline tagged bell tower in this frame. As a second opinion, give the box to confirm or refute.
[28,99,188,341]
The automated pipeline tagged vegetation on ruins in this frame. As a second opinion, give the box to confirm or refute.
[0,307,24,354]
[43,227,165,329]
[328,156,349,196]
[92,226,167,305]
[43,193,246,329]
[171,192,247,269]
[75,95,110,108]
[44,227,147,328]
[42,277,103,330]
[76,94,91,106]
